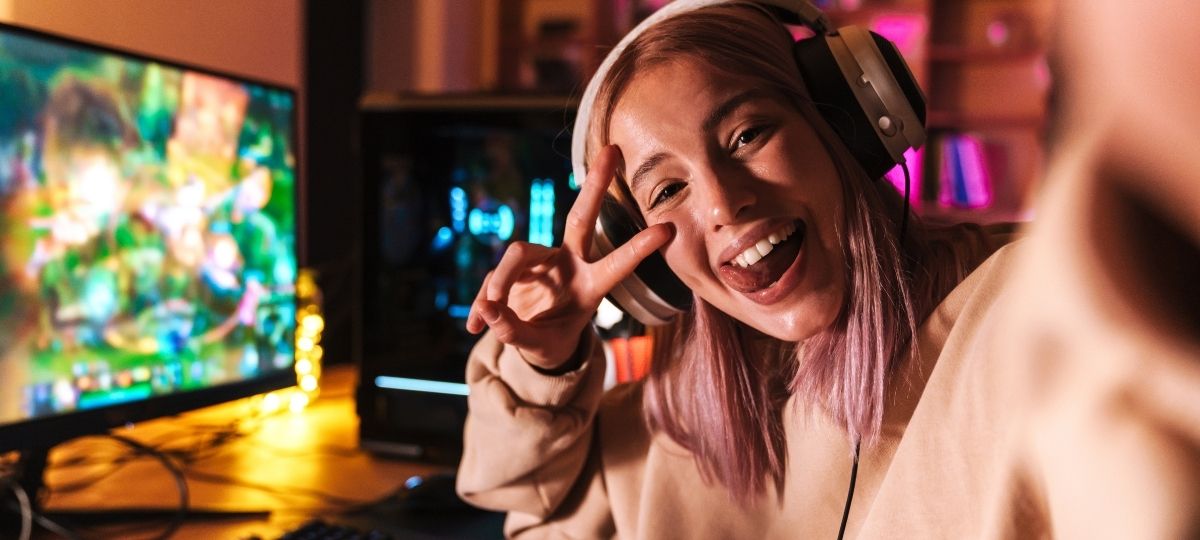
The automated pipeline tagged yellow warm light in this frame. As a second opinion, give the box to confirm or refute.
[302,314,324,333]
[292,267,324,410]
[261,392,282,414]
[289,392,309,413]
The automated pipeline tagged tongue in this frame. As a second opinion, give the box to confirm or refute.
[718,226,804,293]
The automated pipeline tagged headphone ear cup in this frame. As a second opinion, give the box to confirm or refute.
[793,29,926,179]
[594,196,691,326]
[869,31,927,129]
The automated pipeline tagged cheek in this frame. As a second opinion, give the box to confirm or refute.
[660,221,709,287]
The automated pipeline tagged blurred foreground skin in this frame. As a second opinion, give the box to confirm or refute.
[999,0,1200,537]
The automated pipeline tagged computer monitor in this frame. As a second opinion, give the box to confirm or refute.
[0,21,299,456]
[357,95,578,460]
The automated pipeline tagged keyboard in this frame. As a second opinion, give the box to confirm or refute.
[277,519,393,540]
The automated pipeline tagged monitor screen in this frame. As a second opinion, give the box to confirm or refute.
[358,97,577,455]
[0,22,298,450]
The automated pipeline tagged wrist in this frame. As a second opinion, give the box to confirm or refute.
[520,332,590,376]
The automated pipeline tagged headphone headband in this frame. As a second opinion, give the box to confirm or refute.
[570,0,833,187]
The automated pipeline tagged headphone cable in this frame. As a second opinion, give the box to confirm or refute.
[899,161,912,243]
[836,440,861,540]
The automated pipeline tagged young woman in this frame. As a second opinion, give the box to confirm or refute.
[457,1,1020,537]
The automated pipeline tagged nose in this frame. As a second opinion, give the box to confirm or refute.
[701,166,756,229]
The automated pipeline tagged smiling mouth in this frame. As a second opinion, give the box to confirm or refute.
[717,220,806,294]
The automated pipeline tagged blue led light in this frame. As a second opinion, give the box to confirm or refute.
[529,178,556,246]
[568,172,580,191]
[375,376,470,396]
[467,207,483,236]
[467,205,514,240]
[450,187,467,232]
[448,304,471,319]
[433,226,454,251]
[497,205,514,241]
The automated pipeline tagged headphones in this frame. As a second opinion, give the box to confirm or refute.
[571,0,927,326]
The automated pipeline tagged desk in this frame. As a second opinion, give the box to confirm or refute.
[38,365,503,539]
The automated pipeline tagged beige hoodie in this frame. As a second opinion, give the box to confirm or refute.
[457,239,1078,539]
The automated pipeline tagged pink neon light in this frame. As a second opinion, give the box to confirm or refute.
[884,147,922,202]
[986,20,1010,47]
[1034,57,1052,91]
[870,14,927,56]
[789,26,817,41]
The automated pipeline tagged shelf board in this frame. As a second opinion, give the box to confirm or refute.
[359,91,578,112]
[928,45,1043,63]
[916,204,1034,226]
[927,110,1045,129]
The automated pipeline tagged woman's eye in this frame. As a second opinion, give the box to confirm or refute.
[733,126,765,151]
[649,182,684,209]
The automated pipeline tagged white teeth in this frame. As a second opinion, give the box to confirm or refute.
[732,223,798,268]
[742,248,763,266]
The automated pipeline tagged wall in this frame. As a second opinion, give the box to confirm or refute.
[0,0,301,88]
[366,0,490,94]
[364,0,596,95]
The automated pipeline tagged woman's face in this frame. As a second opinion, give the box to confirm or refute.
[609,59,847,341]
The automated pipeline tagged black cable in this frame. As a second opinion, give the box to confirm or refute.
[184,468,374,508]
[30,509,80,539]
[104,433,189,540]
[3,496,83,540]
[35,397,375,535]
[46,456,138,494]
[4,478,33,540]
[899,160,912,243]
[836,440,862,540]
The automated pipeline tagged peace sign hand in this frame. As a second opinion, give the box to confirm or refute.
[465,145,673,371]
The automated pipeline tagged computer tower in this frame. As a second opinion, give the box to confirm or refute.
[356,94,578,462]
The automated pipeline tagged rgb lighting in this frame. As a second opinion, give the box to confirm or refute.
[468,205,515,241]
[450,186,468,232]
[529,178,556,247]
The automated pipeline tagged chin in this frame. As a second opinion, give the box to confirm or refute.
[742,293,843,343]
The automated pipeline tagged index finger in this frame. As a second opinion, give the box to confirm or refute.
[588,222,674,297]
[562,145,621,254]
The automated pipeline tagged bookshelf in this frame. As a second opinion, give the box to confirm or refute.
[920,0,1053,224]
[822,0,1051,224]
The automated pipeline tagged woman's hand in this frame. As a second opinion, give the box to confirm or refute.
[465,145,673,371]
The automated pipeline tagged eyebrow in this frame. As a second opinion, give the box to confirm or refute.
[626,89,768,196]
[702,89,766,134]
[628,152,669,197]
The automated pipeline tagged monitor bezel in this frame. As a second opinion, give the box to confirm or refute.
[0,20,302,453]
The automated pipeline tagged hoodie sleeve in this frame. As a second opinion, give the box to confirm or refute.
[456,328,619,537]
